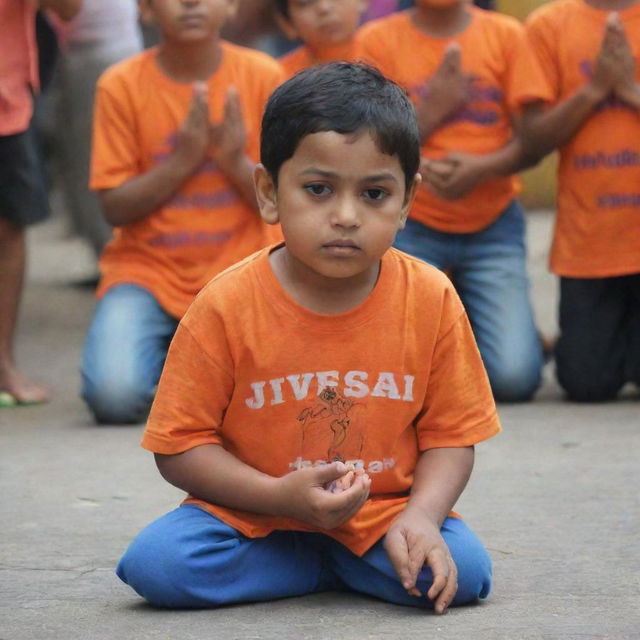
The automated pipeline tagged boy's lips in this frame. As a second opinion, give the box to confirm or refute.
[322,239,361,255]
[180,14,205,25]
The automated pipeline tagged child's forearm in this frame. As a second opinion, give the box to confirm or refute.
[98,152,200,227]
[477,137,531,179]
[521,84,606,160]
[405,447,474,528]
[155,444,288,517]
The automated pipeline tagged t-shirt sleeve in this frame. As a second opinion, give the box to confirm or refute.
[416,286,500,449]
[141,298,235,454]
[501,19,556,111]
[89,76,143,191]
[523,12,562,103]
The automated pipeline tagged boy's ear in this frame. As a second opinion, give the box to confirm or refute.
[274,11,299,41]
[254,164,280,225]
[138,0,155,26]
[226,0,239,20]
[398,172,421,230]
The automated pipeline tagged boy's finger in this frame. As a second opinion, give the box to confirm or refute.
[312,461,348,485]
[384,530,413,590]
[442,42,462,69]
[224,86,242,123]
[425,549,450,599]
[433,561,458,615]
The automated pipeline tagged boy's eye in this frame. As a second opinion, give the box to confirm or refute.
[363,188,388,201]
[304,183,331,196]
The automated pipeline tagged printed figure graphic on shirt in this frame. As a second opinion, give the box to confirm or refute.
[297,386,365,464]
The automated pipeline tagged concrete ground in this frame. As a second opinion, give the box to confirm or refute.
[1,210,639,640]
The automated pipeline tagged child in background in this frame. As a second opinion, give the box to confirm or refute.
[275,0,368,77]
[359,0,547,402]
[523,1,640,401]
[81,0,283,424]
[116,62,499,612]
[0,0,81,407]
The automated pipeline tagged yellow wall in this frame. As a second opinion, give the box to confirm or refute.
[497,0,557,208]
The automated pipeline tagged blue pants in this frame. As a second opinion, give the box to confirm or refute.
[394,201,543,402]
[81,284,179,424]
[116,505,492,609]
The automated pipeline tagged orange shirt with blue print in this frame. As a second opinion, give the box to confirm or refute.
[526,0,640,278]
[142,247,500,556]
[90,43,284,318]
[359,8,550,233]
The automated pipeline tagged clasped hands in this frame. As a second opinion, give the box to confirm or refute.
[175,82,247,174]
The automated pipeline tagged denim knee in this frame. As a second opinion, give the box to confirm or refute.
[82,377,154,424]
[447,520,492,605]
[117,527,204,608]
[485,353,542,403]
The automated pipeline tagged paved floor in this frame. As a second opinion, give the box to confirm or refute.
[1,210,639,640]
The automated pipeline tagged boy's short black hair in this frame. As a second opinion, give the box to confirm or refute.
[274,0,289,18]
[260,62,420,194]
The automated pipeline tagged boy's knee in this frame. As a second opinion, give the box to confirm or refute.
[444,519,492,605]
[452,543,492,604]
[556,368,622,402]
[488,360,541,403]
[82,379,153,425]
[117,533,198,608]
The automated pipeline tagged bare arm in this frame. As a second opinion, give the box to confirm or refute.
[39,0,82,21]
[406,446,474,527]
[98,151,201,227]
[155,443,371,529]
[384,446,474,614]
[520,87,604,161]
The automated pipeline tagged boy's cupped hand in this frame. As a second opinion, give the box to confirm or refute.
[278,461,371,530]
[384,505,458,615]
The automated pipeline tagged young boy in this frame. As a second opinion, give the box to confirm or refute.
[358,0,547,402]
[0,0,81,407]
[275,0,367,77]
[116,62,499,613]
[522,1,640,401]
[81,0,284,424]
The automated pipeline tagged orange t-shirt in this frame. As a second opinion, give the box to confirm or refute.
[279,38,361,78]
[0,0,39,136]
[90,43,284,318]
[526,0,640,278]
[359,8,549,233]
[142,246,500,556]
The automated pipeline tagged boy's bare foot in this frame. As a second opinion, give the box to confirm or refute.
[0,366,51,405]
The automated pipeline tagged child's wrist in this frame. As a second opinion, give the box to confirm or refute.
[581,81,609,106]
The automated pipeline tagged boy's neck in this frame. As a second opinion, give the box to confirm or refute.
[271,248,381,315]
[156,38,223,83]
[584,0,639,9]
[411,4,472,39]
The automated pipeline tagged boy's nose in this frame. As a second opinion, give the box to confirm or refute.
[331,197,361,228]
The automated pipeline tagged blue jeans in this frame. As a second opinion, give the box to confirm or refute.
[81,284,179,424]
[116,505,492,609]
[394,201,543,402]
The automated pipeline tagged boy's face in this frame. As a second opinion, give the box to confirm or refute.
[256,130,419,283]
[139,0,236,42]
[279,0,368,49]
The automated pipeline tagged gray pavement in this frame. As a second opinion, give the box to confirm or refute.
[1,210,639,640]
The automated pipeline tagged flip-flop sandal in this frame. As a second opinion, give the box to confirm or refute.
[0,391,18,408]
[0,391,49,407]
